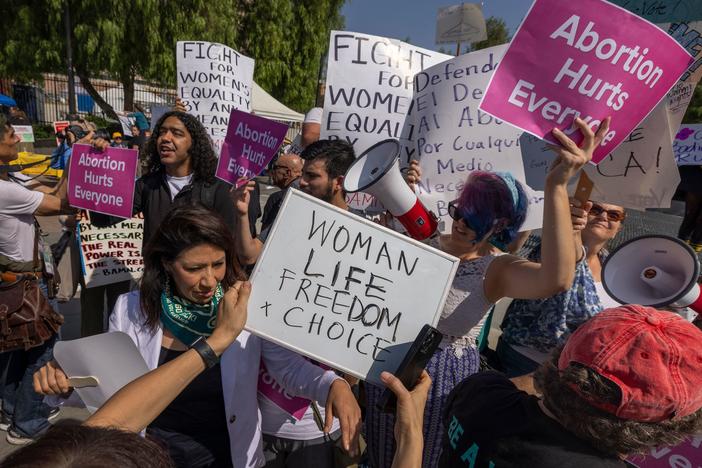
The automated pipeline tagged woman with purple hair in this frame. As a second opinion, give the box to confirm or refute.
[365,117,612,468]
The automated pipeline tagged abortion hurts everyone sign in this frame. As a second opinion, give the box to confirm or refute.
[479,0,693,164]
[247,189,459,385]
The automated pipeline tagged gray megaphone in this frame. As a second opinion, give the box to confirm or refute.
[602,235,702,312]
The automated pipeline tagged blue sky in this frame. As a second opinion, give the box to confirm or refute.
[340,0,532,52]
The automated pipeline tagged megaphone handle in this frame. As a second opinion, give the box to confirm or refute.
[574,171,594,206]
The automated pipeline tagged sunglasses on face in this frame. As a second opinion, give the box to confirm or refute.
[588,203,625,222]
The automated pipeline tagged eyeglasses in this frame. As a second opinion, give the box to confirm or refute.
[271,165,291,172]
[589,203,626,222]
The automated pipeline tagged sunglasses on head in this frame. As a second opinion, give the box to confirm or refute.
[589,203,625,222]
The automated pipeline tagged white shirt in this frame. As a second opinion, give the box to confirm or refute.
[0,175,43,262]
[110,291,340,468]
[259,390,340,440]
[165,174,193,200]
[594,281,622,310]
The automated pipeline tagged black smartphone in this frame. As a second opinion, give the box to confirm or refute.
[376,324,443,413]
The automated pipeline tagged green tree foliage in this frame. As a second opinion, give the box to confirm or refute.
[0,0,342,116]
[471,17,510,52]
[682,81,702,123]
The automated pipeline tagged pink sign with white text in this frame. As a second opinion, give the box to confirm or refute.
[216,109,288,187]
[68,144,138,218]
[479,0,693,164]
[257,360,310,421]
[627,436,701,468]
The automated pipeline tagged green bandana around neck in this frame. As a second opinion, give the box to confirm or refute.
[160,281,224,346]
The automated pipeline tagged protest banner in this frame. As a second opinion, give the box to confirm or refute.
[664,20,702,137]
[12,125,34,143]
[322,31,450,156]
[583,103,679,209]
[118,116,133,137]
[409,45,533,234]
[78,212,144,288]
[609,0,702,22]
[435,3,487,45]
[479,0,693,164]
[68,144,138,218]
[177,41,255,156]
[247,189,459,385]
[627,436,702,468]
[674,124,702,165]
[216,109,288,187]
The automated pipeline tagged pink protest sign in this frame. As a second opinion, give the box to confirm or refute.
[68,144,138,218]
[627,436,701,467]
[216,109,289,187]
[479,0,693,164]
[257,360,310,421]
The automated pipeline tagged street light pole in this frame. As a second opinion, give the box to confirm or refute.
[64,3,77,116]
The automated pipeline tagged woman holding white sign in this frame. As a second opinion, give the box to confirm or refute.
[365,116,611,468]
[34,205,361,468]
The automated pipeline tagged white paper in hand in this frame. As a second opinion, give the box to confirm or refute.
[53,332,150,412]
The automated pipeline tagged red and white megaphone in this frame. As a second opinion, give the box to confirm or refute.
[602,235,702,312]
[343,139,437,240]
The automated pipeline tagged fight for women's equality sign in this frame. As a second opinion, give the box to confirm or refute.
[479,0,693,164]
[177,41,255,156]
[216,109,288,187]
[246,189,459,386]
[67,144,138,218]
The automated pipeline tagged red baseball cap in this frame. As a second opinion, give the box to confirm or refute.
[558,304,702,423]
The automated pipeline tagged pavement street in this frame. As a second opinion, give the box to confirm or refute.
[0,177,687,458]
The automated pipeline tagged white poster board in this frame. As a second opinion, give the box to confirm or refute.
[54,332,150,412]
[12,125,34,143]
[409,45,539,233]
[435,3,488,45]
[247,189,459,385]
[674,124,702,165]
[78,213,144,287]
[177,41,255,156]
[322,31,450,156]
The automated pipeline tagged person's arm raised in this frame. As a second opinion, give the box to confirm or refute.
[486,117,611,302]
[83,281,250,432]
[231,180,263,265]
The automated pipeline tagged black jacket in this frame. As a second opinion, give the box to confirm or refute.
[91,170,237,246]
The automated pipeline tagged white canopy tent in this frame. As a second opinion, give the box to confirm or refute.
[251,82,304,123]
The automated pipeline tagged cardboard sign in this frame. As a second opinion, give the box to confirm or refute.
[435,3,488,44]
[68,144,138,218]
[258,360,310,421]
[78,212,144,288]
[627,436,702,468]
[54,332,150,412]
[322,31,450,156]
[216,109,288,187]
[247,189,459,385]
[118,116,133,136]
[177,41,255,156]
[583,102,679,209]
[409,45,534,234]
[674,124,702,165]
[609,0,702,22]
[12,125,34,143]
[480,0,693,164]
[665,21,702,137]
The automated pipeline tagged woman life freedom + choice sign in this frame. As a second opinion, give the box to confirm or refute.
[216,109,289,187]
[479,0,693,164]
[246,189,459,386]
[68,144,138,219]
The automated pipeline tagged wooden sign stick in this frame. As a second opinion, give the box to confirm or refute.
[574,171,594,206]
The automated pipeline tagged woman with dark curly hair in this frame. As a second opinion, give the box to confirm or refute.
[438,304,702,467]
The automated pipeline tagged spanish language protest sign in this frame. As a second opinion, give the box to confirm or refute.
[177,41,255,156]
[479,0,693,164]
[409,45,538,233]
[78,212,144,288]
[247,189,459,385]
[216,109,288,187]
[68,144,138,218]
[674,124,702,165]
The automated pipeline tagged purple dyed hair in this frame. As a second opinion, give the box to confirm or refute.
[455,171,528,249]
